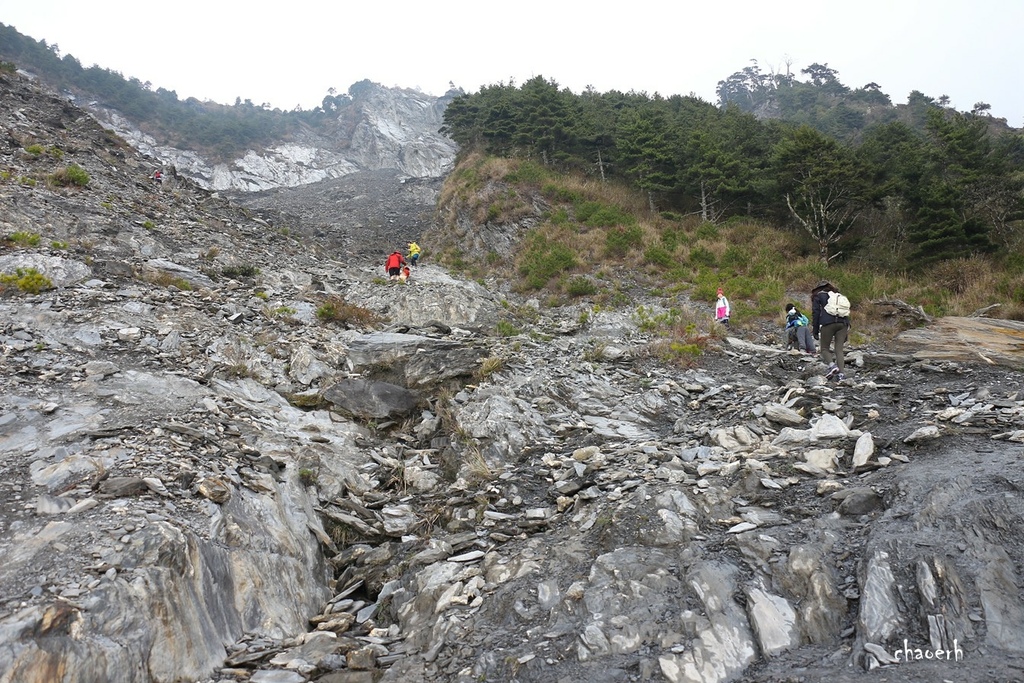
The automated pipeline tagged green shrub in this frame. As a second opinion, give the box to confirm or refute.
[518,235,577,290]
[0,61,16,74]
[49,163,89,187]
[548,207,570,225]
[0,268,53,294]
[644,245,676,268]
[566,276,598,297]
[1003,252,1024,274]
[694,222,720,240]
[505,161,547,184]
[661,227,688,251]
[720,245,749,270]
[689,245,717,267]
[605,225,643,257]
[24,144,44,156]
[7,231,40,247]
[142,220,156,230]
[576,201,635,228]
[496,320,520,337]
[222,264,260,279]
[542,183,581,203]
[50,240,68,250]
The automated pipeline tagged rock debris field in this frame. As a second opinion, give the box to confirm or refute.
[3,69,1024,683]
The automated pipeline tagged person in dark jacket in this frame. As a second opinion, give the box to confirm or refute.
[811,280,850,380]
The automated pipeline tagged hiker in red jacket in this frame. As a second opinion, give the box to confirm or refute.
[385,251,407,280]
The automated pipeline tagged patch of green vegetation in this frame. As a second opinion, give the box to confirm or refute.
[605,225,643,257]
[644,245,676,268]
[50,240,68,250]
[547,207,571,225]
[518,233,577,290]
[576,201,635,228]
[24,144,44,156]
[298,468,317,486]
[142,220,156,230]
[222,264,260,279]
[566,275,597,297]
[48,163,89,187]
[496,320,520,337]
[146,272,193,290]
[505,160,547,184]
[689,245,717,268]
[7,231,41,247]
[541,183,580,204]
[0,267,53,294]
[694,222,720,240]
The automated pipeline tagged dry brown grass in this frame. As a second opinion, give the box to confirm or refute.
[315,295,384,328]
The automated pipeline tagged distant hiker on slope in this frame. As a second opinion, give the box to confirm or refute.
[715,288,730,327]
[385,250,407,280]
[408,242,421,265]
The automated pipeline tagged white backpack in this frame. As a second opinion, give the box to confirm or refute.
[825,291,851,317]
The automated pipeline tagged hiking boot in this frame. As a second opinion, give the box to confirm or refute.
[825,364,839,378]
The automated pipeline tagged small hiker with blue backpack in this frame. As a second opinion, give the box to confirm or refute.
[811,280,851,381]
[785,303,816,354]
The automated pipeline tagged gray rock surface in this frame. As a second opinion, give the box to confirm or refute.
[3,67,1024,683]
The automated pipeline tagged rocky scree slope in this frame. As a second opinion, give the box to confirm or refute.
[3,70,1024,683]
[226,168,445,262]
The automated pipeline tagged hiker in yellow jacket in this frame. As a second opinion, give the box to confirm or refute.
[407,242,421,265]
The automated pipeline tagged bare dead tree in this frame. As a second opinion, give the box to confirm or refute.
[785,185,858,263]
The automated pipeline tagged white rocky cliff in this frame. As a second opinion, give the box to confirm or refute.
[93,81,458,192]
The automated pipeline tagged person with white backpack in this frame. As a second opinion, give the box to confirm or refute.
[811,280,851,380]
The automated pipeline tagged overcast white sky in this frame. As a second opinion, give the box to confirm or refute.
[3,0,1022,125]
